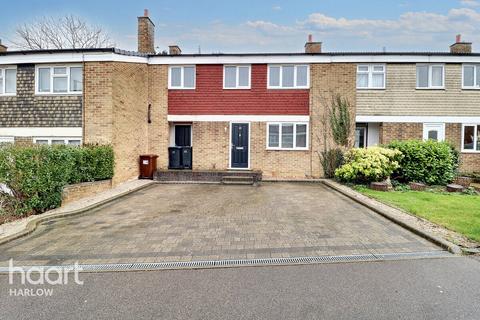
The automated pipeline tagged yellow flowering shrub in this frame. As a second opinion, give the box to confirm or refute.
[335,147,402,183]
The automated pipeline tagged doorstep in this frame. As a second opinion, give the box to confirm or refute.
[154,169,262,183]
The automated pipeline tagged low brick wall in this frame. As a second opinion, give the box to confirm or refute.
[62,180,112,206]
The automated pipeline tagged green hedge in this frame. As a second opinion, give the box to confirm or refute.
[335,147,402,183]
[387,140,458,185]
[0,144,114,217]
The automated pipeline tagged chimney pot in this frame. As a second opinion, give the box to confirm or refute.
[169,45,182,55]
[450,34,472,54]
[308,34,313,42]
[138,9,155,53]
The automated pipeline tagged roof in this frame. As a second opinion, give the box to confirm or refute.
[1,47,479,57]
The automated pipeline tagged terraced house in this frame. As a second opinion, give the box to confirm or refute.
[0,11,479,184]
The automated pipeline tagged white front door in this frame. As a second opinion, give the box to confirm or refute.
[423,123,445,142]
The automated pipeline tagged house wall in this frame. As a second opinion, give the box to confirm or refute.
[147,65,170,169]
[379,122,480,173]
[0,64,82,128]
[310,63,357,177]
[357,64,480,116]
[168,64,309,115]
[84,61,149,185]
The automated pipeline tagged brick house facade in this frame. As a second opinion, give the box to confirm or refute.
[0,11,479,184]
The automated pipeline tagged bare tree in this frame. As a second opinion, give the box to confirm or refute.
[12,15,114,50]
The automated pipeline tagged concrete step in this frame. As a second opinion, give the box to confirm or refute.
[222,176,255,185]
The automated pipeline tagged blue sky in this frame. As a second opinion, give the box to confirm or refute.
[1,0,480,53]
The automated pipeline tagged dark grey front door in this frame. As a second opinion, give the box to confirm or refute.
[231,123,249,168]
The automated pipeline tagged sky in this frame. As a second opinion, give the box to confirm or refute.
[1,0,480,53]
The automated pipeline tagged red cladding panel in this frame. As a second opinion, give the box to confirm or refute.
[168,64,309,115]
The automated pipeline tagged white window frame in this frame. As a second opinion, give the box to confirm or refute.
[33,137,82,146]
[422,123,445,142]
[356,64,386,89]
[168,65,196,89]
[0,66,17,96]
[416,64,445,89]
[0,136,14,144]
[461,124,480,153]
[267,65,310,89]
[223,65,251,89]
[266,122,309,150]
[35,65,83,95]
[462,64,480,90]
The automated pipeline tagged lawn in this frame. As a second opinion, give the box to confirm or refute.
[355,186,480,242]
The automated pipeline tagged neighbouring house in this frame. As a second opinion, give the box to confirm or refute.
[0,11,479,185]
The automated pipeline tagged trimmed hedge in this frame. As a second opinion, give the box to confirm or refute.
[387,140,458,185]
[0,144,114,217]
[335,147,402,183]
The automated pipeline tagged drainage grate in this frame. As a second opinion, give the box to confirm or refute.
[0,251,453,273]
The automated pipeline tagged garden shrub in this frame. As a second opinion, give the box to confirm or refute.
[319,148,344,179]
[335,147,402,183]
[387,140,457,185]
[0,144,114,218]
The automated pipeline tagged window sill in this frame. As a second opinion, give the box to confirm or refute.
[223,87,251,90]
[0,94,16,97]
[35,92,82,96]
[266,147,309,151]
[267,87,309,90]
[462,87,480,90]
[356,87,386,90]
[415,87,445,90]
[168,87,196,90]
[461,150,480,154]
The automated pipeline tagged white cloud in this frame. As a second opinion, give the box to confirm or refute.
[272,6,282,11]
[112,7,480,53]
[461,0,480,7]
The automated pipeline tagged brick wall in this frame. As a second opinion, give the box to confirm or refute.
[13,136,33,145]
[146,65,169,169]
[379,123,423,144]
[191,122,229,170]
[62,179,112,206]
[309,63,357,177]
[84,62,149,185]
[168,64,309,115]
[0,64,82,127]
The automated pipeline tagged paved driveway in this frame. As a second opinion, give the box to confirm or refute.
[0,183,440,266]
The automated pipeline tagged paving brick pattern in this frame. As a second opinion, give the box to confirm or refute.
[0,183,440,266]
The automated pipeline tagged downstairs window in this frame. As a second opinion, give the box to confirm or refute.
[267,123,308,150]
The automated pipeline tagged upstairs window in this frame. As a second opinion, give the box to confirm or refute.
[462,124,480,152]
[416,64,444,89]
[224,65,251,89]
[463,65,480,89]
[36,65,83,94]
[356,65,385,89]
[0,67,17,95]
[267,122,308,150]
[268,65,309,89]
[169,66,195,89]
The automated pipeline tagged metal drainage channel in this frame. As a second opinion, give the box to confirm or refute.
[0,251,453,273]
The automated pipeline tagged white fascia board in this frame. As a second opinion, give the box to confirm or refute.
[0,127,82,137]
[168,115,310,122]
[0,52,148,65]
[356,115,480,123]
[150,55,480,65]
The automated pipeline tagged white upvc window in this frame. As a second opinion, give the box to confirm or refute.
[416,64,445,89]
[266,122,309,150]
[462,64,480,89]
[423,123,445,142]
[223,65,251,89]
[0,136,14,144]
[35,65,83,95]
[356,64,386,89]
[267,65,309,89]
[33,137,82,146]
[168,66,196,89]
[0,66,17,96]
[462,124,480,153]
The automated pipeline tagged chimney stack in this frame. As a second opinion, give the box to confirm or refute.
[0,40,7,53]
[137,9,155,54]
[450,34,472,54]
[305,34,322,54]
[168,45,182,55]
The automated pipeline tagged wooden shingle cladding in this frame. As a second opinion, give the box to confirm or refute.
[356,64,480,116]
[0,64,82,127]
